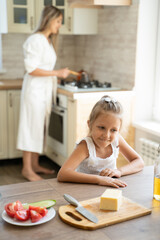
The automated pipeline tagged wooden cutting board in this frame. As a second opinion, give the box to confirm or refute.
[59,197,151,230]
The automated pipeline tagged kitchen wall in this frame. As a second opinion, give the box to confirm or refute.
[0,33,76,79]
[74,0,139,89]
[0,0,138,90]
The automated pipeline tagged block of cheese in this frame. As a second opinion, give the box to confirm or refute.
[100,189,122,211]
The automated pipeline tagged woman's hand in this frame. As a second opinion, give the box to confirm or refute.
[98,176,127,188]
[54,68,70,78]
[29,68,70,78]
[100,168,122,178]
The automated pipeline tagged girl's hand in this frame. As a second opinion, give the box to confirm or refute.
[100,168,122,178]
[55,68,70,78]
[98,176,127,188]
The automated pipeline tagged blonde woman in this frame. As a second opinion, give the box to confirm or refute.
[17,6,70,181]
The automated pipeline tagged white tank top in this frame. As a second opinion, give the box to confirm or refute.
[76,136,119,175]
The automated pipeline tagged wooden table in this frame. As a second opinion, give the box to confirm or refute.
[0,166,159,240]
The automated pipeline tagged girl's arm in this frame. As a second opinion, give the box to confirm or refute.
[100,135,144,178]
[57,141,98,184]
[118,135,144,176]
[57,141,127,188]
[29,67,70,78]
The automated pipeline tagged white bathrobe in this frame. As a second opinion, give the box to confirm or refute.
[17,33,57,153]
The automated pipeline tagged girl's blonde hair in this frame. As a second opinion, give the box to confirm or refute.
[35,5,62,51]
[88,95,123,129]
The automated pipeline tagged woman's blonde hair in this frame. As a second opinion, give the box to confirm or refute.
[35,5,62,51]
[88,95,123,129]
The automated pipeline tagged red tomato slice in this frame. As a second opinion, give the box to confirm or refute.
[5,201,23,218]
[30,210,43,223]
[13,200,23,211]
[29,206,48,217]
[15,209,30,221]
[5,203,16,218]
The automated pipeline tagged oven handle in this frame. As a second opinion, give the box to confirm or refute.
[52,107,66,115]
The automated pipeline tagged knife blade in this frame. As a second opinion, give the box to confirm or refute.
[63,194,98,223]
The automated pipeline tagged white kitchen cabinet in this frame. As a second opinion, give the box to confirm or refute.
[7,0,35,33]
[0,91,8,159]
[68,0,132,7]
[67,8,97,35]
[7,0,97,34]
[0,89,22,160]
[7,90,22,158]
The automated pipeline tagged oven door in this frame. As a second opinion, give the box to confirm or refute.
[47,105,67,158]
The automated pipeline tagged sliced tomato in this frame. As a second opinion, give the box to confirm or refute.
[13,200,23,211]
[15,209,30,221]
[30,210,43,223]
[29,206,48,217]
[5,201,23,218]
[5,203,16,218]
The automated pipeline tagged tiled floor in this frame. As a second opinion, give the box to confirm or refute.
[0,156,60,186]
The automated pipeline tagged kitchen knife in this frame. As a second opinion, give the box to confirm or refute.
[63,194,98,223]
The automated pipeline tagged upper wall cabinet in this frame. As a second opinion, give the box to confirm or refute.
[7,0,98,34]
[7,0,35,33]
[68,0,132,7]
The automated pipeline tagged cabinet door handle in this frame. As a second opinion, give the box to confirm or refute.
[68,16,71,31]
[9,93,12,107]
[30,16,34,30]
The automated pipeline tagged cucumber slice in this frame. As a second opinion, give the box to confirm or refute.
[22,200,56,209]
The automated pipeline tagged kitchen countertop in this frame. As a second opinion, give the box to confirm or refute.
[0,79,126,98]
[58,84,122,92]
[0,166,159,240]
[0,79,74,97]
[0,79,23,90]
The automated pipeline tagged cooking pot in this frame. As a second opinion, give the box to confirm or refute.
[69,69,90,82]
[79,71,89,82]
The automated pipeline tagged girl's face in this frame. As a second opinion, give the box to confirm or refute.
[49,14,63,34]
[88,112,121,149]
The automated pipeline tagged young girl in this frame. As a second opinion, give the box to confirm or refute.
[57,95,144,188]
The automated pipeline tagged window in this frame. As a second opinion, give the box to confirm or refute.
[153,1,160,122]
[134,0,160,124]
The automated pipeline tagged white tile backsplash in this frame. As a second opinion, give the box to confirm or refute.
[0,0,138,90]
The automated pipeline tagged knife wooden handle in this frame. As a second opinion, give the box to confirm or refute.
[69,70,80,76]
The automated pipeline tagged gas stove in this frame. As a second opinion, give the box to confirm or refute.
[58,79,121,92]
